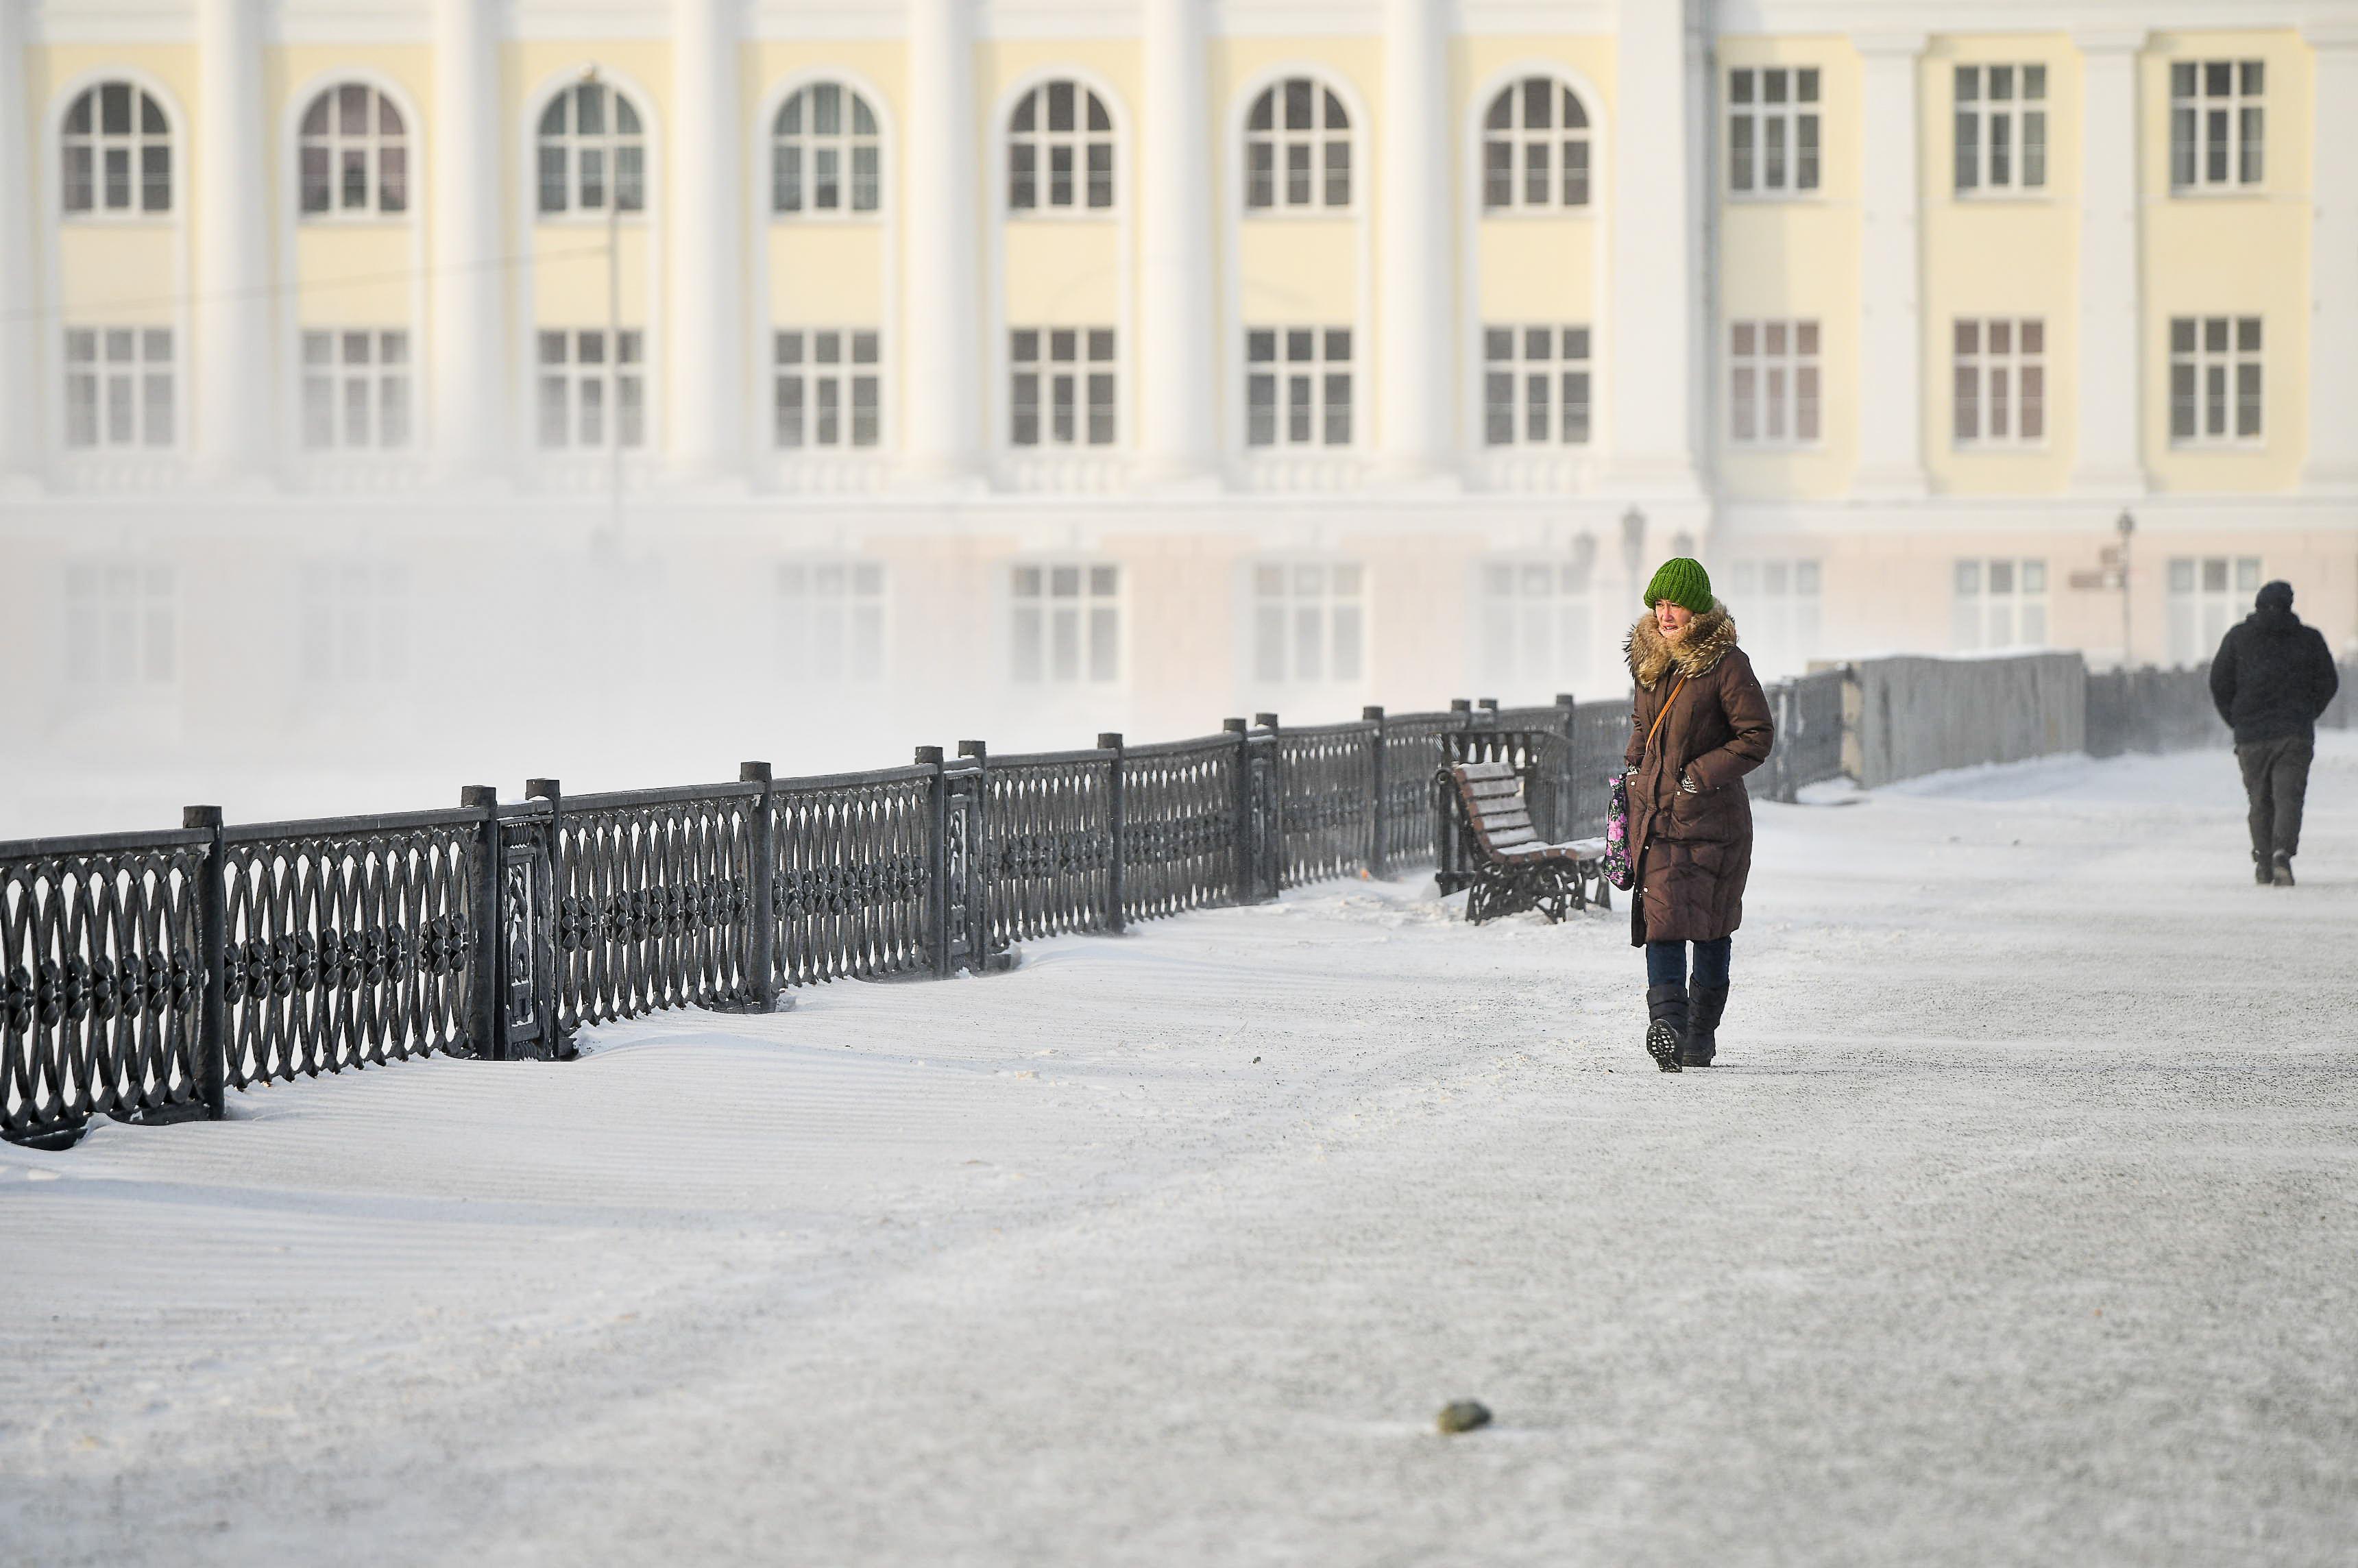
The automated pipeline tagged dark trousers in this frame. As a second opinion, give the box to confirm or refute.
[1646,937,1731,990]
[2237,736,2313,861]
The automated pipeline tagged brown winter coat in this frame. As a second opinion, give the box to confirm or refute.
[1622,604,1775,947]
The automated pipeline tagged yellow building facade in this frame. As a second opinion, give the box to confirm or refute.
[1,0,2354,772]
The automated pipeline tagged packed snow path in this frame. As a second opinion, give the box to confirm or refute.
[5,740,2355,1566]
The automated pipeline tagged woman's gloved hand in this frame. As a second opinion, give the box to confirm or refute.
[1679,771,1701,794]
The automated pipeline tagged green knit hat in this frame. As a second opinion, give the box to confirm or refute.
[1644,557,1714,615]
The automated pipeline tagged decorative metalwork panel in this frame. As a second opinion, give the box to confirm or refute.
[1568,700,1635,840]
[1275,724,1374,888]
[985,753,1115,946]
[1773,671,1847,797]
[1380,711,1459,870]
[1121,738,1238,922]
[1,835,206,1144]
[219,824,476,1088]
[551,792,755,1028]
[773,769,934,986]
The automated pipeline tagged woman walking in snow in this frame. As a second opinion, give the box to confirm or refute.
[1622,559,1775,1072]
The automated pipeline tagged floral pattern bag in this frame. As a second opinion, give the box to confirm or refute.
[1603,675,1688,893]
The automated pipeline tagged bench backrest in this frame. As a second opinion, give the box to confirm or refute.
[1450,761,1542,858]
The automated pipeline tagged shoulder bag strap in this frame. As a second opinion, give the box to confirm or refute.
[1644,674,1690,756]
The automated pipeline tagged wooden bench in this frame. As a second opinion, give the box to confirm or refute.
[1442,759,1611,924]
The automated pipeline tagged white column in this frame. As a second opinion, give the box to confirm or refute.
[431,0,505,480]
[1139,0,1215,480]
[1379,0,1450,476]
[0,0,36,484]
[2069,29,2147,495]
[903,0,980,480]
[672,0,742,480]
[1605,0,1704,496]
[2303,28,2358,491]
[1853,33,1928,497]
[196,0,270,480]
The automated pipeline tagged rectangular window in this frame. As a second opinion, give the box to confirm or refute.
[2168,315,2263,445]
[1727,319,1821,445]
[1252,561,1365,686]
[296,559,410,686]
[1724,559,1823,678]
[1951,557,2049,652]
[1951,318,2045,445]
[300,330,413,451]
[777,559,887,683]
[1009,328,1116,448]
[1245,326,1352,449]
[1476,552,1599,690]
[2166,555,2261,667]
[535,328,647,450]
[1010,562,1120,685]
[62,326,174,450]
[64,562,175,687]
[2170,60,2264,191]
[1482,325,1592,448]
[775,330,882,450]
[1954,63,2048,193]
[1727,66,1821,195]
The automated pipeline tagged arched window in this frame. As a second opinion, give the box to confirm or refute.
[299,84,409,218]
[1483,77,1591,212]
[61,81,171,216]
[1008,80,1113,212]
[1245,77,1350,210]
[773,82,882,215]
[537,79,646,216]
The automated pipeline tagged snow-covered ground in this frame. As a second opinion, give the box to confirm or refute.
[4,738,2355,1566]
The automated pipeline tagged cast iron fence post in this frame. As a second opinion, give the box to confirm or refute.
[740,761,778,1010]
[916,746,953,978]
[1223,718,1252,903]
[1361,705,1388,879]
[958,740,1001,968]
[1553,692,1578,840]
[184,805,227,1120]
[523,779,563,1051]
[1475,697,1499,729]
[460,785,500,1059]
[1097,733,1127,933]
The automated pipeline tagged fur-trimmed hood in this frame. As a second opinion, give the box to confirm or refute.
[1626,602,1740,689]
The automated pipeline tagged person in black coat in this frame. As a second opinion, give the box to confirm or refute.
[2209,580,2340,885]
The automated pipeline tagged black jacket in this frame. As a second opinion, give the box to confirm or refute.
[2209,607,2339,745]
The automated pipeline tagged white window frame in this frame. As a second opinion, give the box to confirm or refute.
[1951,318,2046,448]
[772,82,882,218]
[1727,319,1821,448]
[1245,76,1351,213]
[1727,66,1821,197]
[536,328,647,450]
[2170,60,2265,193]
[64,562,176,688]
[1245,327,1354,450]
[297,559,411,687]
[1725,559,1823,677]
[64,327,175,450]
[1481,76,1592,212]
[1953,63,2047,195]
[302,329,413,451]
[1008,79,1115,215]
[1250,561,1367,689]
[536,79,646,217]
[1008,328,1117,449]
[60,80,172,219]
[2169,315,2263,448]
[1951,558,2050,652]
[775,329,882,451]
[1476,554,1599,691]
[1482,324,1592,448]
[2167,556,2261,668]
[298,82,409,220]
[777,559,888,684]
[1010,562,1123,686]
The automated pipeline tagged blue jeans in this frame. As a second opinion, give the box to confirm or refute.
[1646,937,1731,990]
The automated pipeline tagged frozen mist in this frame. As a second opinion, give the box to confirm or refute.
[2,738,2353,1565]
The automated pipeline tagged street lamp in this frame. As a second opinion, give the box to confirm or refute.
[2115,509,2136,667]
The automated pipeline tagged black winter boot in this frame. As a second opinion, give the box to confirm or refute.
[2254,853,2272,886]
[1682,983,1727,1068]
[2272,852,2296,887]
[1643,984,1686,1073]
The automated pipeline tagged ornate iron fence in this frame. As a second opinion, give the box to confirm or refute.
[1267,718,1378,888]
[1119,734,1241,922]
[982,745,1117,946]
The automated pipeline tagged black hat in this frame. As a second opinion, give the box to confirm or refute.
[2255,580,2294,612]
